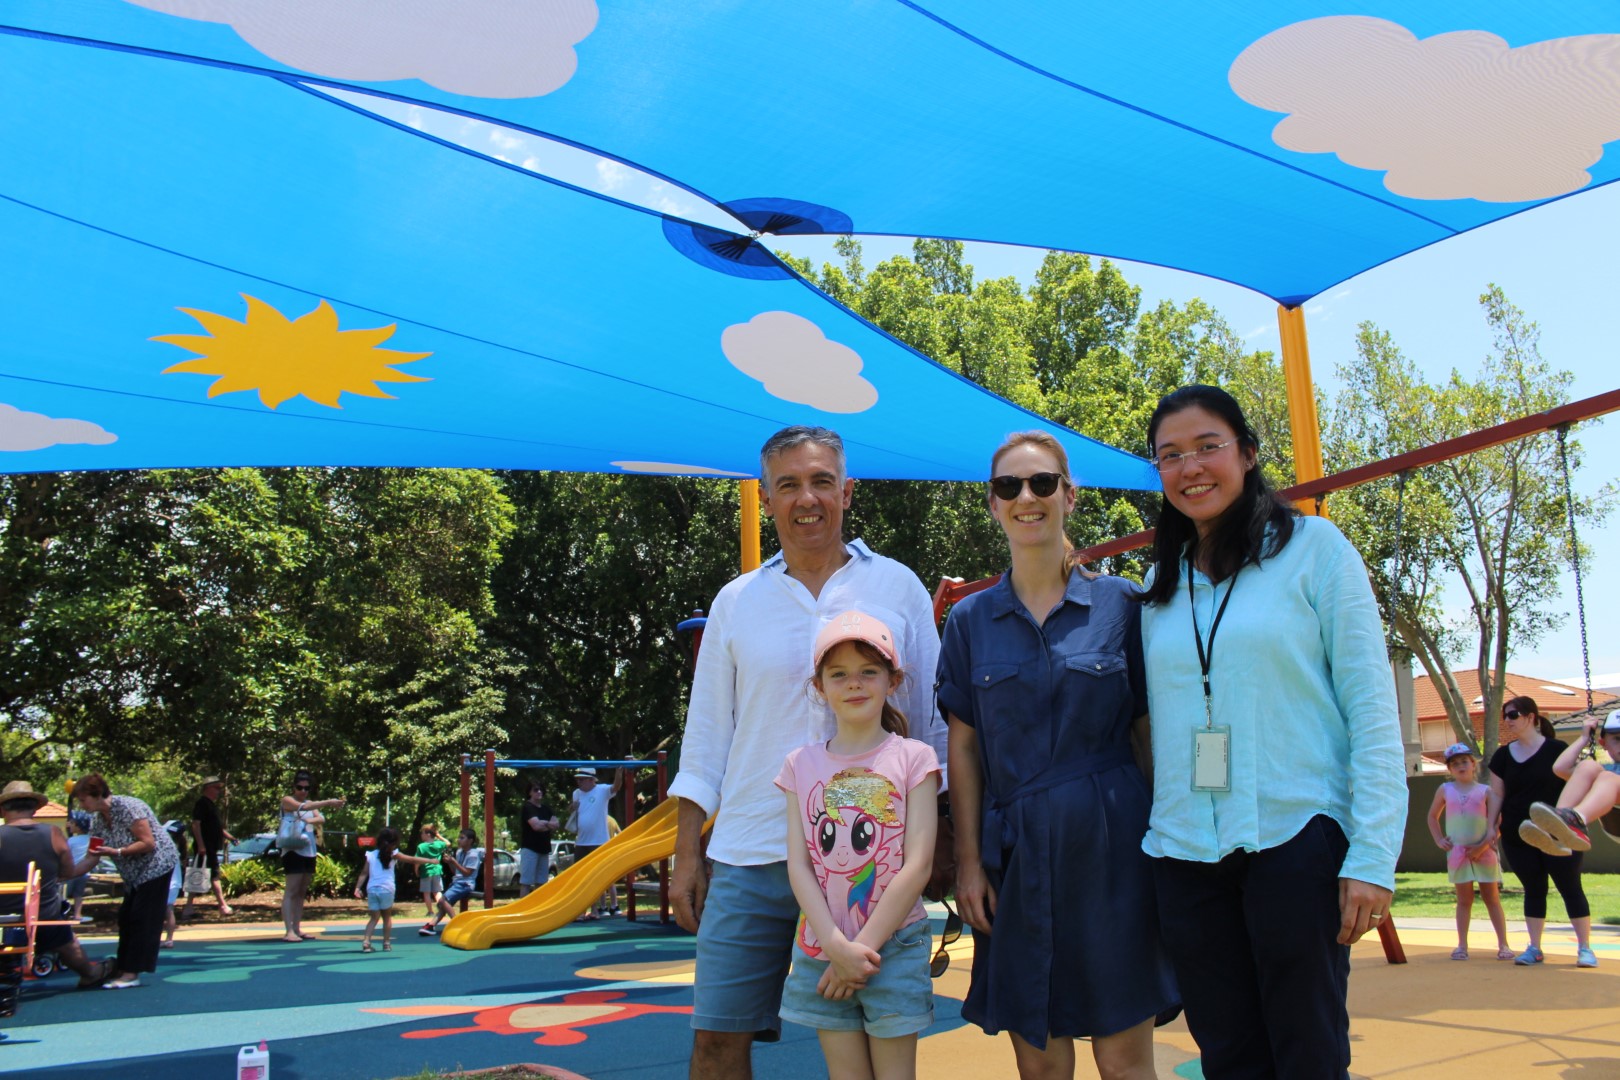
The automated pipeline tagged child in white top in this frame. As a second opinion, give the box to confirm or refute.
[353,827,439,952]
[777,610,939,1080]
[1425,744,1511,960]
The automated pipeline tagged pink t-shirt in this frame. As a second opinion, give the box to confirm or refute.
[775,732,940,958]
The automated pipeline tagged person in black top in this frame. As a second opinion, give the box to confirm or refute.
[1488,696,1592,965]
[186,776,236,918]
[0,780,105,987]
[519,779,559,897]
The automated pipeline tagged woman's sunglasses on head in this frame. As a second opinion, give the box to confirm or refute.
[988,472,1062,500]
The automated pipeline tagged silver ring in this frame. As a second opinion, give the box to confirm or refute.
[1369,912,1384,921]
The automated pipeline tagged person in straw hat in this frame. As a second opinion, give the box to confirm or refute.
[0,780,108,987]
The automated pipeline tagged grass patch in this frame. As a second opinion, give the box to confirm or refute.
[1391,871,1620,921]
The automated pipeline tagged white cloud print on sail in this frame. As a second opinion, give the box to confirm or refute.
[722,312,878,414]
[124,0,598,99]
[1,403,116,451]
[1231,17,1620,202]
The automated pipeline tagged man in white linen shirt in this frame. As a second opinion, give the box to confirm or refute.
[669,425,945,1079]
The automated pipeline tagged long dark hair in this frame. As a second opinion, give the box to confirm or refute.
[1505,695,1557,740]
[1139,385,1297,606]
[376,826,400,869]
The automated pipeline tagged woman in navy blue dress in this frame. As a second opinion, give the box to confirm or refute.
[938,431,1177,1079]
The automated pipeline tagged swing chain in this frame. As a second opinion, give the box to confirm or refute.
[1555,425,1597,754]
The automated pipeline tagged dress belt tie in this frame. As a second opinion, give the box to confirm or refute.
[980,747,1135,872]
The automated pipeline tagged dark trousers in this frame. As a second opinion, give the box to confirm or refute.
[1500,833,1589,920]
[116,873,170,975]
[1153,816,1351,1080]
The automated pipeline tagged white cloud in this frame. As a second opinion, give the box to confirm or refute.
[611,461,750,477]
[126,0,598,99]
[595,159,630,191]
[721,312,878,414]
[0,403,117,451]
[1231,17,1620,202]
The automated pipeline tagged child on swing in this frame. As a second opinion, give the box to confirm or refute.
[1426,743,1512,960]
[778,611,939,1080]
[1520,714,1620,855]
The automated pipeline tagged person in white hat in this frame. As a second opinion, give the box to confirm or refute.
[569,765,623,919]
[1423,743,1511,960]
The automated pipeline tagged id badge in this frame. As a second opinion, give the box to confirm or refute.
[1192,726,1231,792]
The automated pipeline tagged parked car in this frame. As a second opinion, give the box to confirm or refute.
[226,833,280,863]
[549,838,575,877]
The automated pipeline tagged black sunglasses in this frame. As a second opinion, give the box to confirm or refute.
[929,904,963,979]
[988,472,1062,500]
[292,783,310,791]
[1503,710,1522,720]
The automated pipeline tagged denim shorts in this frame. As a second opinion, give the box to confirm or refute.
[691,861,800,1040]
[519,848,550,886]
[366,887,396,912]
[779,918,935,1038]
[443,879,475,906]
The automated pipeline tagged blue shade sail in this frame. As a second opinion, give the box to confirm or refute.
[0,30,1154,486]
[8,2,1618,304]
[3,2,1617,478]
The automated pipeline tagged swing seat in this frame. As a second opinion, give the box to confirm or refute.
[1597,807,1620,843]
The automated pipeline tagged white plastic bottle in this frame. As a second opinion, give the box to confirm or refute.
[237,1040,270,1080]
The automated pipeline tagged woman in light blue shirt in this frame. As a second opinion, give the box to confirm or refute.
[1138,385,1405,1080]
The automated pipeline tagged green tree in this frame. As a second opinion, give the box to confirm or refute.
[1326,286,1611,759]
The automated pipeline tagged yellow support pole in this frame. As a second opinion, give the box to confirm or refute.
[740,479,761,572]
[1277,304,1327,517]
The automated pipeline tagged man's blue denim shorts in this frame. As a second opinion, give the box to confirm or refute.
[779,918,935,1038]
[691,861,800,1040]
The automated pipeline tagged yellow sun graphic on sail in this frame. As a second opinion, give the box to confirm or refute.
[154,295,431,409]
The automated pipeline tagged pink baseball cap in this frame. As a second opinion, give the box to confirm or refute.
[812,610,899,670]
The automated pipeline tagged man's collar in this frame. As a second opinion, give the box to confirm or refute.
[763,537,872,571]
[986,565,1093,618]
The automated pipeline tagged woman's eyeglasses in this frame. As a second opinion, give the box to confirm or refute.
[988,472,1062,500]
[929,904,963,978]
[1153,440,1235,473]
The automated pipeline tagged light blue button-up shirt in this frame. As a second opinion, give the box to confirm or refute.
[1140,518,1406,890]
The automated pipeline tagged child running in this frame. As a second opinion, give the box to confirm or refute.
[422,828,483,935]
[415,824,449,934]
[777,610,939,1080]
[1520,713,1620,856]
[353,827,440,952]
[1426,743,1512,960]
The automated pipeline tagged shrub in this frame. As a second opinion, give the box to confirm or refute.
[307,853,355,899]
[220,858,283,898]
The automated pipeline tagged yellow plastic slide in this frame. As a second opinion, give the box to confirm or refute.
[442,797,702,950]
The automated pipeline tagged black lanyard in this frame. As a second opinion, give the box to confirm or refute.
[1188,560,1240,728]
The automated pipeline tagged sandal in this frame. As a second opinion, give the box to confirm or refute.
[278,936,303,943]
[382,942,392,951]
[297,932,317,940]
[1497,946,1516,960]
[1450,947,1468,960]
[361,942,374,953]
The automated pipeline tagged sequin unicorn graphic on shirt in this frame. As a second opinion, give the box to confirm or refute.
[798,768,905,956]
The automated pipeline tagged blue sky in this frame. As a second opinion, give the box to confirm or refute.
[361,93,1618,684]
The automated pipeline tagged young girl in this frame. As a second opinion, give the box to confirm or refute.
[353,827,439,952]
[1426,744,1512,960]
[777,610,939,1080]
[423,828,483,934]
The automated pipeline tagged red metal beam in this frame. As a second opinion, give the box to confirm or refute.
[935,386,1620,615]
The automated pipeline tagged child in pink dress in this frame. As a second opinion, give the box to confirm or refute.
[1426,743,1511,960]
